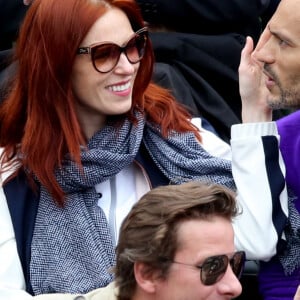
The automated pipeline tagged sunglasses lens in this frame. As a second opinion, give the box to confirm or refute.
[201,255,228,285]
[92,43,120,73]
[125,32,147,63]
[230,251,245,279]
[200,251,245,285]
[91,30,147,73]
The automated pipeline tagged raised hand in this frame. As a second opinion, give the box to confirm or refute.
[238,36,272,123]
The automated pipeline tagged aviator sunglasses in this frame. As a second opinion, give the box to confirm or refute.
[77,27,148,73]
[165,251,245,286]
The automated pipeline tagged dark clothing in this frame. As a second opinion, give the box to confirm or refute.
[0,1,29,102]
[0,0,29,51]
[137,0,280,43]
[4,171,39,295]
[277,110,300,211]
[151,32,244,142]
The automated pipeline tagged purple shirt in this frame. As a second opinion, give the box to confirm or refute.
[259,111,300,300]
[259,258,300,300]
[277,110,300,211]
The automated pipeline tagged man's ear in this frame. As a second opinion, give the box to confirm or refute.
[134,261,158,294]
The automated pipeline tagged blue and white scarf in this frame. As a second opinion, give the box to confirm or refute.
[30,113,235,294]
[278,191,300,275]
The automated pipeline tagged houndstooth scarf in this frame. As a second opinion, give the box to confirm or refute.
[278,191,300,275]
[30,113,235,295]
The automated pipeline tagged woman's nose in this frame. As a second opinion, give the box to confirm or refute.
[114,52,136,74]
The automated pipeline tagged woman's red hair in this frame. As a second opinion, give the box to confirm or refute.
[0,0,200,206]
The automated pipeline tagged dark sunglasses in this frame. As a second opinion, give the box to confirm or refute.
[77,27,148,73]
[169,251,245,286]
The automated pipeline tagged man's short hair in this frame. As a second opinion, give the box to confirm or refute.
[115,181,239,300]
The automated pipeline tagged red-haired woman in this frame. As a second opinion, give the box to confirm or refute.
[0,0,287,298]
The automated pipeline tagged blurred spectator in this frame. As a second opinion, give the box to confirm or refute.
[137,0,281,142]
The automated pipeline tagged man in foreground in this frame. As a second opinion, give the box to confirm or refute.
[34,181,244,300]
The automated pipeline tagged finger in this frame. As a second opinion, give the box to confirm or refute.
[240,36,254,64]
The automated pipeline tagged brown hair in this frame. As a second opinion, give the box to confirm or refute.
[0,0,199,206]
[115,181,239,300]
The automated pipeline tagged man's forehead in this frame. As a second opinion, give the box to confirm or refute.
[269,0,300,42]
[274,0,300,22]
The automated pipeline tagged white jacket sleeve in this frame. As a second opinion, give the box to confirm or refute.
[231,122,288,261]
[0,186,33,299]
[189,119,288,261]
